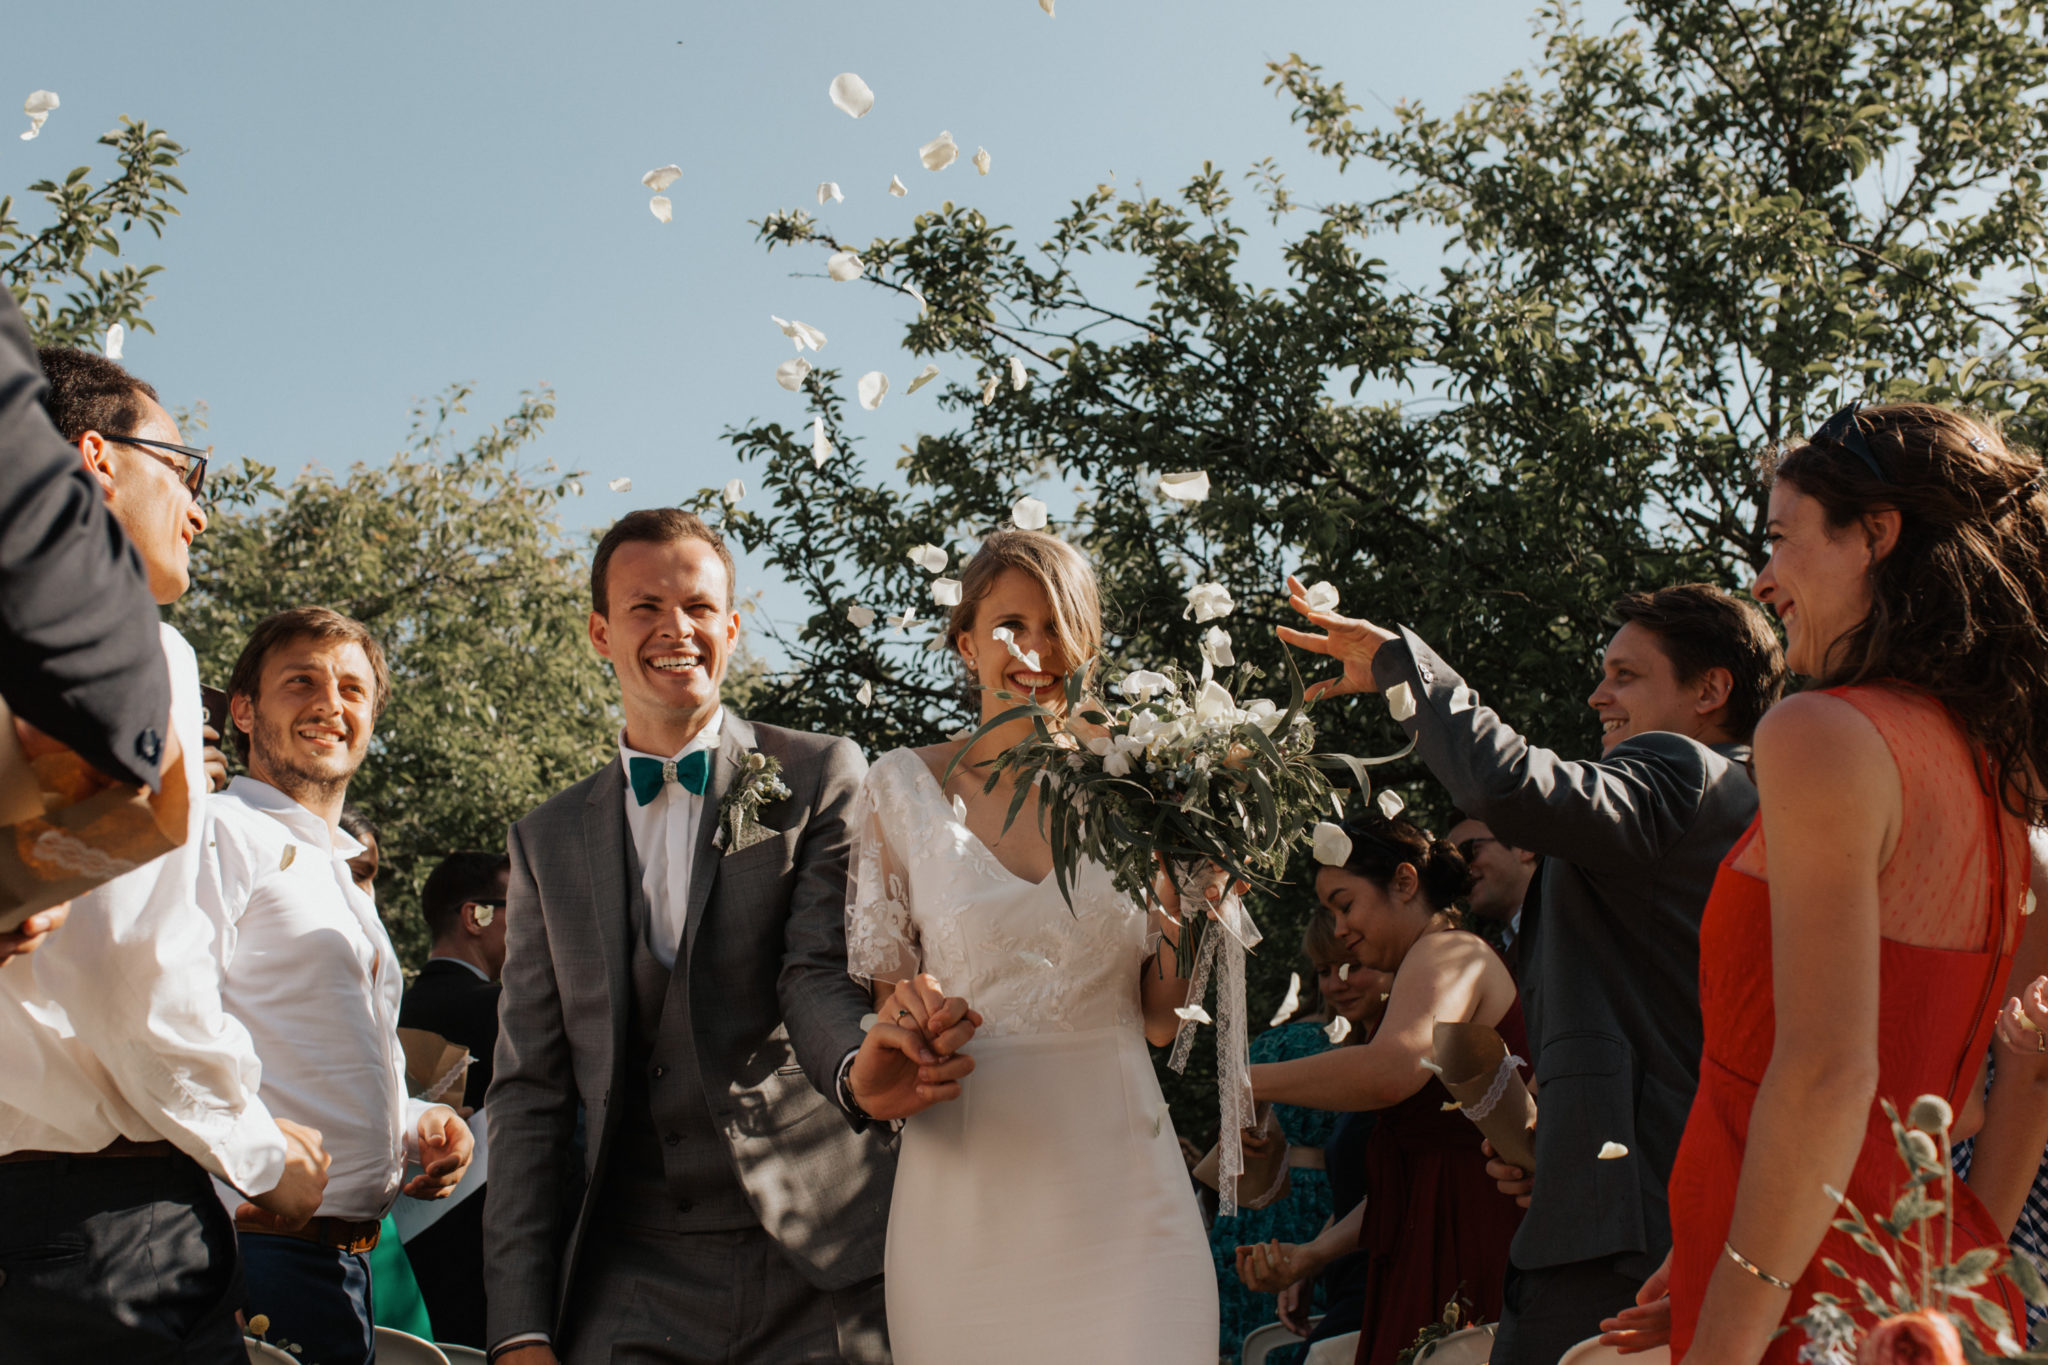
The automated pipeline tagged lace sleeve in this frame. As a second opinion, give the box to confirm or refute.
[845,769,920,983]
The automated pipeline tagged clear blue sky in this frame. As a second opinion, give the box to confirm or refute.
[8,0,1623,650]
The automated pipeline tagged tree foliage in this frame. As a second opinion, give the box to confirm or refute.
[697,0,2048,1133]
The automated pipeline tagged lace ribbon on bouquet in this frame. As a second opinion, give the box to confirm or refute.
[1168,889,1263,1216]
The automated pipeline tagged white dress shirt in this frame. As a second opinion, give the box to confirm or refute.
[618,708,723,968]
[0,625,288,1194]
[198,776,431,1219]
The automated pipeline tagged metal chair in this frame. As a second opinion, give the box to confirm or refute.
[1415,1323,1498,1364]
[372,1326,452,1364]
[1304,1332,1363,1365]
[1243,1320,1302,1365]
[1561,1337,1670,1365]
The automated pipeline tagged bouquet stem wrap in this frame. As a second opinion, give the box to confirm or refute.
[1168,881,1263,1216]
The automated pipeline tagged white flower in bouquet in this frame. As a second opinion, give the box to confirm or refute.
[1119,670,1173,701]
[1184,582,1234,622]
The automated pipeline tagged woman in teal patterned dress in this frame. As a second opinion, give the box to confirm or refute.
[1211,911,1374,1359]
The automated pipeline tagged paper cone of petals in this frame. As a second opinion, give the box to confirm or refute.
[1432,1021,1536,1171]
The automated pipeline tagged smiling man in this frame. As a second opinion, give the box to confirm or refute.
[1281,580,1785,1365]
[199,607,473,1365]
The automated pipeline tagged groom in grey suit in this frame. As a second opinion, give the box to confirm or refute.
[486,509,969,1365]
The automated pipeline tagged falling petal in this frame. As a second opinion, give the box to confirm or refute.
[980,373,999,406]
[1312,821,1352,866]
[856,679,874,706]
[817,181,844,206]
[19,90,56,141]
[1009,355,1028,391]
[919,129,960,171]
[608,477,633,493]
[1159,470,1211,502]
[905,283,929,313]
[847,605,877,628]
[649,195,674,222]
[1304,581,1341,613]
[770,315,827,351]
[1442,1100,1463,1112]
[1376,789,1404,820]
[811,416,833,469]
[642,164,682,192]
[974,146,992,176]
[906,363,941,394]
[1384,681,1417,722]
[723,478,746,504]
[279,845,297,871]
[932,577,963,607]
[776,356,813,391]
[1268,972,1302,1028]
[889,174,908,197]
[858,370,889,409]
[1040,0,1056,12]
[1174,1003,1213,1025]
[828,72,875,118]
[1011,496,1048,530]
[828,250,864,282]
[1324,1015,1352,1043]
[1418,1056,1444,1074]
[908,544,949,574]
[1597,1142,1630,1160]
[103,324,124,361]
[950,793,969,822]
[1183,582,1235,622]
[888,607,920,634]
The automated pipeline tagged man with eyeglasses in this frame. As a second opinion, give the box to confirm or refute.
[1446,814,1539,976]
[395,849,514,1348]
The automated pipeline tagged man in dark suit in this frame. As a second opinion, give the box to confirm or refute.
[397,850,512,1346]
[1446,812,1539,976]
[1283,580,1786,1365]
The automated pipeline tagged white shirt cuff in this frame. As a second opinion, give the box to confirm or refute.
[492,1333,550,1357]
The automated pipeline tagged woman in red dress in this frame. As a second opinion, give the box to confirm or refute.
[1247,815,1526,1364]
[1655,403,2048,1362]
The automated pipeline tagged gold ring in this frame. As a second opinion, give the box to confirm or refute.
[896,1008,912,1021]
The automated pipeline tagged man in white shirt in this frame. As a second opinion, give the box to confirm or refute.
[0,349,331,1364]
[200,606,474,1365]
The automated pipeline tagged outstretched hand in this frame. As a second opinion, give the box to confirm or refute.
[849,974,983,1121]
[1274,574,1398,703]
[1597,1250,1672,1353]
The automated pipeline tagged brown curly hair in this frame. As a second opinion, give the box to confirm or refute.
[1766,402,2048,820]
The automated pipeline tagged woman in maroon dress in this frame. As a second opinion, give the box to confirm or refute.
[1650,403,2048,1362]
[1249,815,1525,1364]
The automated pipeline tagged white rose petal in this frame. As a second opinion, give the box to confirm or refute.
[1011,496,1049,530]
[908,544,949,574]
[649,196,674,223]
[981,373,999,406]
[846,605,877,628]
[775,356,813,391]
[1338,962,1351,981]
[770,315,827,351]
[906,363,941,394]
[1174,1004,1213,1026]
[1418,1056,1444,1074]
[20,90,57,141]
[919,130,959,172]
[103,324,124,361]
[1324,1015,1352,1044]
[1312,821,1353,867]
[1384,681,1418,722]
[817,182,843,206]
[858,370,889,410]
[974,146,992,176]
[990,626,1040,671]
[828,72,875,118]
[827,250,864,282]
[1009,354,1028,391]
[811,416,833,469]
[1184,582,1235,622]
[1376,789,1405,820]
[642,164,682,192]
[1269,973,1302,1029]
[1159,470,1212,503]
[723,478,746,504]
[931,577,963,607]
[1119,670,1173,701]
[1201,626,1234,668]
[1597,1142,1630,1160]
[1304,581,1341,613]
[888,607,920,634]
[1102,747,1133,777]
[951,793,969,822]
[1041,0,1056,13]
[889,174,908,198]
[856,679,874,706]
[608,477,633,493]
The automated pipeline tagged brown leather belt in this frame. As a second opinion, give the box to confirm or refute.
[0,1137,178,1164]
[236,1214,382,1255]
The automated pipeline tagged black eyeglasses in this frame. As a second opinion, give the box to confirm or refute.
[1809,402,1887,484]
[103,433,210,500]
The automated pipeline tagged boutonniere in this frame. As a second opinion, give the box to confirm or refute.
[721,751,791,854]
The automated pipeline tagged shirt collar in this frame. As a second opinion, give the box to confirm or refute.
[617,706,725,767]
[427,956,492,982]
[223,776,365,859]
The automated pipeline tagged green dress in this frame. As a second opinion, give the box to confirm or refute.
[368,1214,436,1342]
[1209,1018,1339,1358]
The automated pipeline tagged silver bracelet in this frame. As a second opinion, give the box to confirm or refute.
[1723,1240,1795,1290]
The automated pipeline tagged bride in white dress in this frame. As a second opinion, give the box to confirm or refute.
[842,529,1219,1363]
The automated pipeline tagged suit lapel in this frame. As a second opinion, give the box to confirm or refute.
[683,715,755,964]
[582,759,634,1077]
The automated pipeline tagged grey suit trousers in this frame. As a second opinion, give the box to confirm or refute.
[559,1224,887,1365]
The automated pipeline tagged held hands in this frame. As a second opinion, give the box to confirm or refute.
[238,1117,332,1231]
[848,973,983,1121]
[1995,975,2048,1056]
[1234,1238,1322,1297]
[1481,1136,1535,1208]
[403,1105,475,1199]
[1275,574,1399,703]
[1598,1250,1673,1353]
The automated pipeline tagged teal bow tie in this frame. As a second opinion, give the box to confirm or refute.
[628,749,712,806]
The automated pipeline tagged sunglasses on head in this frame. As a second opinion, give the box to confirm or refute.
[1808,402,1887,484]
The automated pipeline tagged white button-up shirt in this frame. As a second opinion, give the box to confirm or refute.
[618,708,723,968]
[0,626,288,1195]
[198,776,430,1219]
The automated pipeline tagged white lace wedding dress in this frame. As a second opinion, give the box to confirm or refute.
[847,747,1219,1363]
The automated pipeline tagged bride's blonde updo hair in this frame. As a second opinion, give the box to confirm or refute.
[947,529,1104,685]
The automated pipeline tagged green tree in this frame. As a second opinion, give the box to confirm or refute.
[698,0,2048,1136]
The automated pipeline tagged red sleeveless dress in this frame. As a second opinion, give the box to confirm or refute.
[1667,686,2026,1359]
[1352,994,1529,1365]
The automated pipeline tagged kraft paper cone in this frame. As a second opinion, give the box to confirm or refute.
[1191,1104,1289,1209]
[1432,1020,1537,1172]
[397,1028,471,1106]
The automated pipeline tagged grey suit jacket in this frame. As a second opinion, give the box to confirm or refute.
[483,714,894,1346]
[1373,629,1757,1276]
